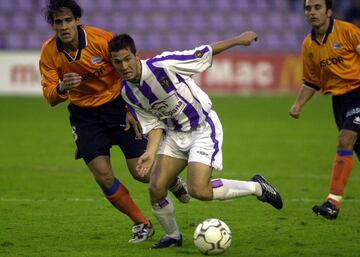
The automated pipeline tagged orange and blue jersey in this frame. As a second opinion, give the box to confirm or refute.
[302,18,360,95]
[39,25,121,107]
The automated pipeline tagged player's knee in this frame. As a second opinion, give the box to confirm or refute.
[337,131,358,150]
[338,138,348,149]
[95,173,114,189]
[149,182,167,202]
[188,186,212,201]
[337,138,354,150]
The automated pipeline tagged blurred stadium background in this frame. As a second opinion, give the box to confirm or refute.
[0,0,358,96]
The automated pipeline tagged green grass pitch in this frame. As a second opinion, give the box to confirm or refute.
[0,95,359,257]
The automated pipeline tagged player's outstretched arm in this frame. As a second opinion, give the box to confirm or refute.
[211,31,258,56]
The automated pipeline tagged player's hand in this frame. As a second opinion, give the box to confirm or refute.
[289,104,301,119]
[136,151,155,177]
[238,31,258,46]
[125,111,142,139]
[59,73,82,92]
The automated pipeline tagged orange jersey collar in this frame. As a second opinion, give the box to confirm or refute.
[311,17,335,45]
[55,25,87,62]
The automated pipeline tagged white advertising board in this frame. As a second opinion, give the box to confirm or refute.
[0,51,301,96]
[0,51,42,95]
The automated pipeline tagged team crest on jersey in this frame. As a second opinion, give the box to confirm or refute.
[160,76,171,87]
[195,50,204,58]
[91,56,102,64]
[353,116,360,125]
[333,42,341,49]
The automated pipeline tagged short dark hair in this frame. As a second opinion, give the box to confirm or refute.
[43,0,82,24]
[303,0,332,10]
[108,34,137,54]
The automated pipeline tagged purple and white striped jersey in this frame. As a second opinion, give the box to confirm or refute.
[121,45,214,134]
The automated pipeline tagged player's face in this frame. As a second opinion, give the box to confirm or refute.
[51,8,80,45]
[304,0,331,29]
[111,48,141,83]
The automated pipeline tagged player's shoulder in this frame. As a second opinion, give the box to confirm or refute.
[334,20,360,40]
[82,25,114,41]
[335,19,360,33]
[335,20,360,36]
[301,33,312,48]
[39,35,57,57]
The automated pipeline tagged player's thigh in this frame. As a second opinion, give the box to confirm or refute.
[68,106,111,160]
[114,128,148,159]
[113,127,148,181]
[187,162,212,191]
[126,157,150,183]
[150,155,187,191]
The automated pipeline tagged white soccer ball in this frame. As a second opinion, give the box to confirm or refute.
[193,218,232,255]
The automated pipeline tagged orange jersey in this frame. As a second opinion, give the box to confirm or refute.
[302,18,360,95]
[39,25,121,107]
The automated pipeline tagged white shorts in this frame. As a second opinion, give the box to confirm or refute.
[157,110,223,170]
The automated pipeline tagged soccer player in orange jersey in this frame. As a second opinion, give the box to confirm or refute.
[39,0,189,241]
[289,0,360,219]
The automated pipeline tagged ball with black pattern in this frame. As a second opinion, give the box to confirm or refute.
[193,218,232,255]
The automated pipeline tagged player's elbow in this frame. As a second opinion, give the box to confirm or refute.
[46,98,59,107]
[43,93,66,107]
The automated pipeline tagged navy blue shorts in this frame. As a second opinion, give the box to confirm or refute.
[332,87,360,157]
[68,95,147,163]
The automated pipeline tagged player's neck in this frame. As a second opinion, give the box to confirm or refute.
[313,18,330,39]
[63,38,79,52]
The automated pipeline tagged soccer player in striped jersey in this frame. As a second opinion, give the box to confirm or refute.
[289,0,360,219]
[109,33,283,248]
[39,0,189,242]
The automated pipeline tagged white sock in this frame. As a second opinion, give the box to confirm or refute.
[152,194,181,239]
[211,178,258,200]
[328,194,342,203]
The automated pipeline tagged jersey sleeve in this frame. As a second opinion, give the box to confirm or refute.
[302,40,321,91]
[39,47,68,106]
[91,27,114,62]
[347,23,360,52]
[152,45,213,77]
